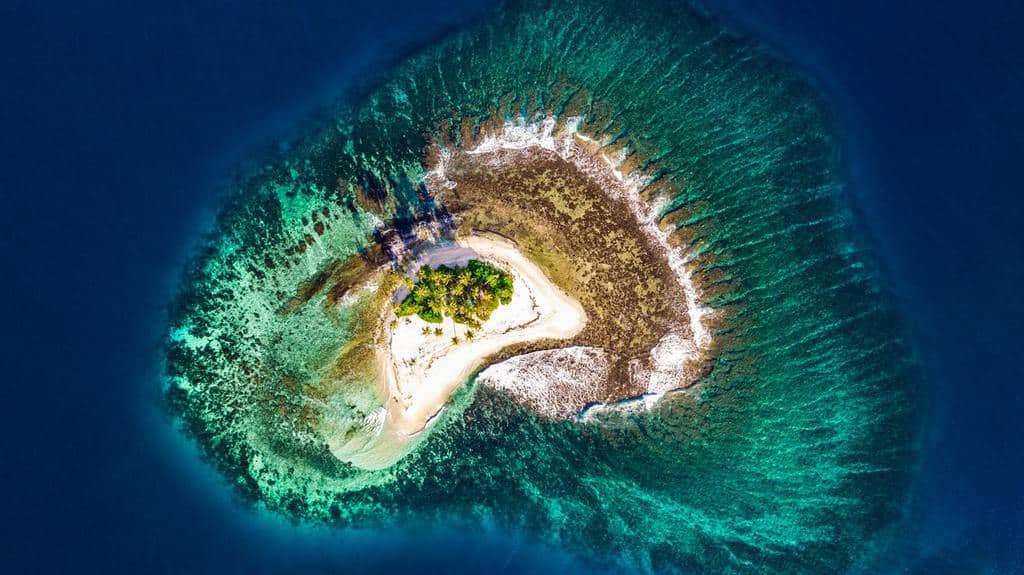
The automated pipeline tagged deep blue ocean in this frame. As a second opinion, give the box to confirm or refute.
[2,1,1021,573]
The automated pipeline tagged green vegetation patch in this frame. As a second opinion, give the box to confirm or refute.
[395,260,513,327]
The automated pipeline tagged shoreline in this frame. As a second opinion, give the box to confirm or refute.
[431,116,712,415]
[373,233,586,452]
[335,117,718,468]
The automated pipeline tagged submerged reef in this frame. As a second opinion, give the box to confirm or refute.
[164,0,918,572]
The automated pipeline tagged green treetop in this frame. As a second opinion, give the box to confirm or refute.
[395,259,514,328]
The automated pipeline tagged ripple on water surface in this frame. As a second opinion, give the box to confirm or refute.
[164,0,919,572]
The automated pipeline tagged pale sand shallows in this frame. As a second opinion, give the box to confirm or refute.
[378,233,586,439]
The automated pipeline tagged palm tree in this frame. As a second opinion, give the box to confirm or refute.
[395,260,513,328]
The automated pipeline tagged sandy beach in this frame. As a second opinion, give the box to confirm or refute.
[376,233,586,444]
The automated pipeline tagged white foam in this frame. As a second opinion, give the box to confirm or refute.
[456,116,712,413]
[469,116,560,154]
[466,116,709,347]
[477,346,613,419]
[645,331,698,395]
[335,278,380,307]
[578,392,666,422]
[360,406,388,436]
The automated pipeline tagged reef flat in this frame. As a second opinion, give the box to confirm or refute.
[164,0,918,572]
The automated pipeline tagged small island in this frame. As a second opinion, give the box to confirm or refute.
[321,118,714,469]
[327,233,587,469]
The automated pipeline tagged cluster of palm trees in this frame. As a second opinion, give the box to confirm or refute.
[396,259,514,332]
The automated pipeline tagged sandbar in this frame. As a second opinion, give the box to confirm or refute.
[329,233,586,469]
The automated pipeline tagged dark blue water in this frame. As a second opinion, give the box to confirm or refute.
[2,1,1020,573]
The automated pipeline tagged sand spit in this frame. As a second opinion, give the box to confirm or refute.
[334,233,586,469]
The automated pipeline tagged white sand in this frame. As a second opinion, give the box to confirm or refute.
[378,233,586,439]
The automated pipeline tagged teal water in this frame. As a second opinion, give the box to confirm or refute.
[165,0,918,572]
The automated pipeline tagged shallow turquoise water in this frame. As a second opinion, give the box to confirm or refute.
[165,0,919,572]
